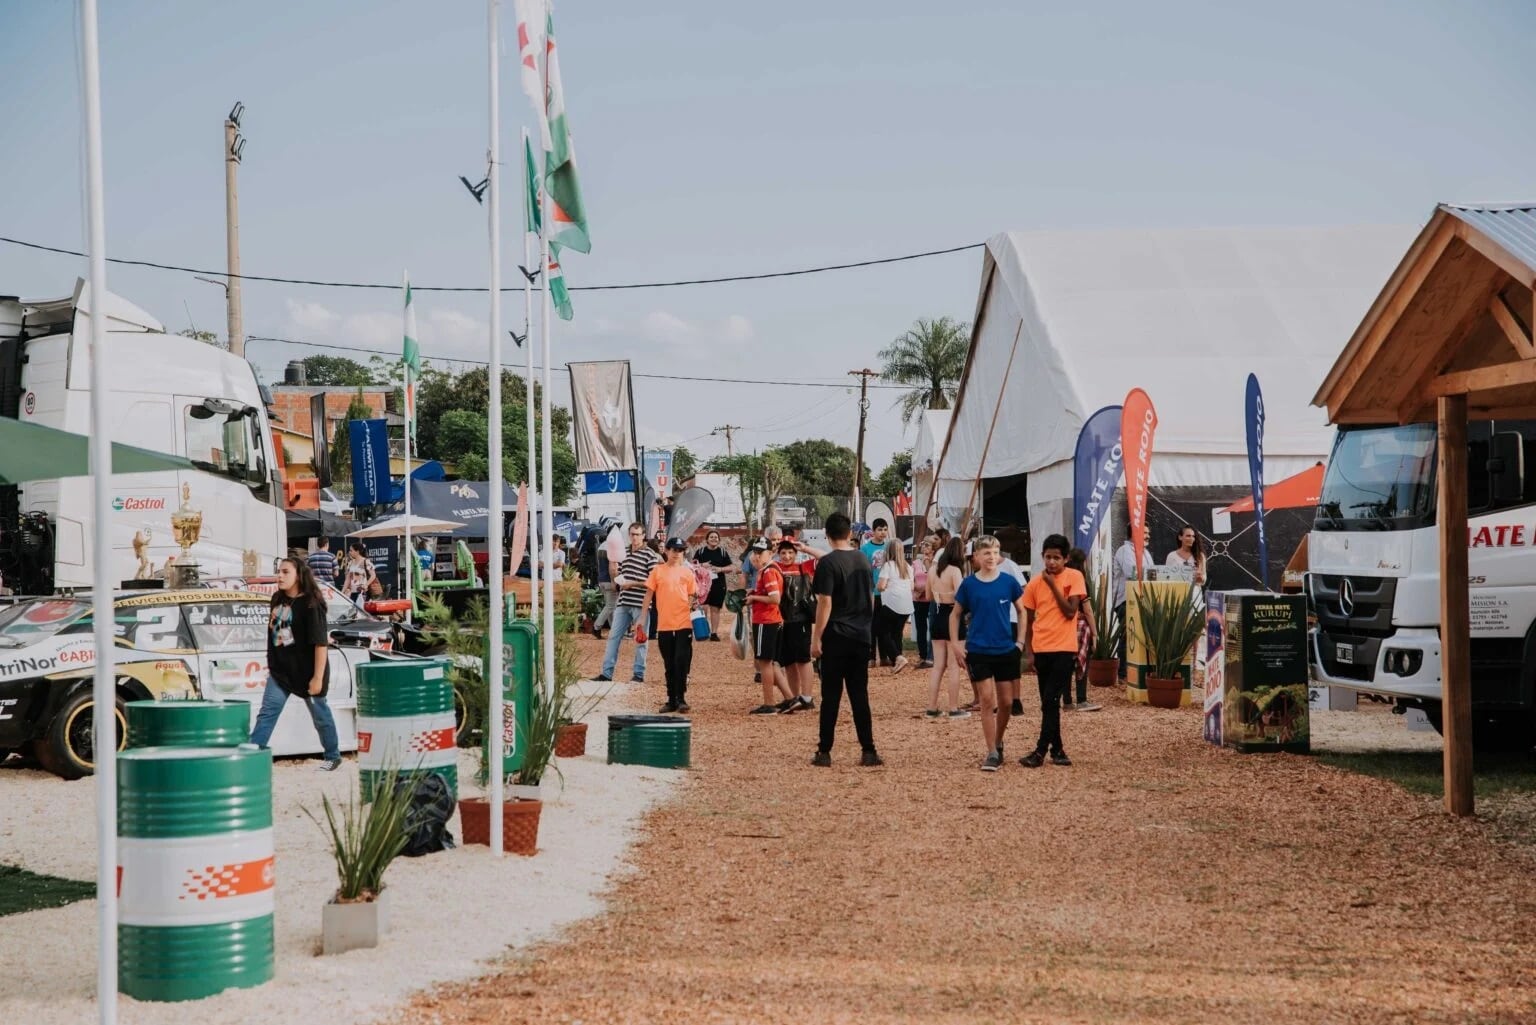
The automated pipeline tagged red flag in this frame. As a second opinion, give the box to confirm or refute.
[1120,389,1158,581]
[509,483,530,593]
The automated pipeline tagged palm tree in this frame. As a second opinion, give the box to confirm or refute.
[877,317,970,427]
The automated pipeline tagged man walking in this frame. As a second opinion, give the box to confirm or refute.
[810,513,883,767]
[306,537,337,588]
[637,537,699,713]
[596,523,657,683]
[951,535,1026,772]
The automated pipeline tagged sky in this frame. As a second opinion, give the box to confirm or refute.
[4,0,1536,478]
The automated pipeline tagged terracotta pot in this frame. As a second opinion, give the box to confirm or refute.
[457,797,543,855]
[1145,675,1185,709]
[555,721,588,758]
[1086,658,1118,688]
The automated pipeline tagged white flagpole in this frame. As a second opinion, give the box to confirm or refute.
[80,0,117,1019]
[402,273,412,614]
[539,157,556,696]
[486,0,506,855]
[522,125,538,607]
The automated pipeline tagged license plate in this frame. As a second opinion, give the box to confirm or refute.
[1335,643,1354,665]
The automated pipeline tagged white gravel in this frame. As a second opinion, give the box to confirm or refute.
[0,684,683,1024]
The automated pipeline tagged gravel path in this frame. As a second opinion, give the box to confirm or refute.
[400,634,1536,1025]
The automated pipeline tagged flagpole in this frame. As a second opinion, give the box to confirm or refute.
[539,150,556,697]
[402,273,413,615]
[80,0,118,1019]
[522,126,538,606]
[486,0,506,856]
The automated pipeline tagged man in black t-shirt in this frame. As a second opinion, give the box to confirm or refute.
[809,513,883,767]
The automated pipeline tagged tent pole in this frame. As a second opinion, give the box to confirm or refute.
[959,320,1025,539]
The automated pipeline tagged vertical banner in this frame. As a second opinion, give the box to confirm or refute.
[348,419,390,508]
[1244,373,1269,589]
[1119,389,1158,580]
[1072,405,1125,552]
[643,449,673,498]
[568,360,637,472]
[310,393,332,488]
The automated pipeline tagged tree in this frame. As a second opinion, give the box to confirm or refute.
[774,438,869,500]
[877,316,969,428]
[671,445,698,484]
[328,388,375,482]
[873,449,913,502]
[178,328,224,349]
[301,355,379,386]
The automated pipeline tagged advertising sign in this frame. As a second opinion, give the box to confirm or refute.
[348,419,390,508]
[1119,389,1158,581]
[568,361,637,473]
[1244,373,1269,589]
[1072,405,1124,552]
[643,449,673,499]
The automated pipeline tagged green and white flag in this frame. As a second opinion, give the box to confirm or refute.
[543,9,590,254]
[402,276,421,437]
[548,243,573,321]
[523,135,542,239]
[513,0,550,149]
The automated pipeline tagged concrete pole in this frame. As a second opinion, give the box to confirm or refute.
[224,115,244,357]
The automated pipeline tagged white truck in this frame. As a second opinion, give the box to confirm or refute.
[0,281,285,594]
[1308,420,1536,749]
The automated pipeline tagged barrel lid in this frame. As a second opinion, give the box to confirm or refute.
[120,745,255,761]
[608,714,691,726]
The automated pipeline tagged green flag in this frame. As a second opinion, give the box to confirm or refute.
[548,242,573,321]
[543,10,590,254]
[402,276,421,436]
[523,135,542,238]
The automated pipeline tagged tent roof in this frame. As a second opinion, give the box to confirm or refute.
[1218,462,1325,514]
[938,224,1416,491]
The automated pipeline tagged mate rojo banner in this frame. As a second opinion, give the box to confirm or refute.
[1120,389,1158,580]
[568,360,637,473]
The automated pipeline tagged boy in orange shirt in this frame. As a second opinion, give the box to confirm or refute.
[637,537,700,714]
[1021,533,1087,767]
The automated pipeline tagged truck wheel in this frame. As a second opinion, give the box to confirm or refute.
[38,690,127,780]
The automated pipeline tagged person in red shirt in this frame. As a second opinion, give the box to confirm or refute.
[772,539,817,713]
[744,542,793,714]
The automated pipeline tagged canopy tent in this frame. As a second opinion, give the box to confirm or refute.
[1218,462,1325,514]
[407,479,521,538]
[347,513,464,539]
[934,224,1415,572]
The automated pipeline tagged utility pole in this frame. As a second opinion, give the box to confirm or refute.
[849,368,877,517]
[712,424,741,457]
[224,102,246,358]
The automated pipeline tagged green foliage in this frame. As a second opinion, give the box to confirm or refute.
[417,594,489,747]
[707,453,766,531]
[514,673,565,787]
[878,316,969,427]
[302,355,381,386]
[304,762,416,902]
[774,439,870,499]
[873,449,913,503]
[1133,584,1206,679]
[177,327,224,349]
[671,445,698,483]
[1088,573,1123,660]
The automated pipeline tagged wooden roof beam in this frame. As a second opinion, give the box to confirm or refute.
[1393,275,1504,423]
[1454,221,1536,290]
[1425,359,1536,400]
[1488,292,1535,361]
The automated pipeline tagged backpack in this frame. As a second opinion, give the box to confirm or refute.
[395,771,456,856]
[781,567,817,624]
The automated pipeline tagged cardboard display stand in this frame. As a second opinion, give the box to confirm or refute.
[1221,591,1310,753]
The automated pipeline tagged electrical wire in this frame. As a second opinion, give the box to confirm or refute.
[0,235,983,293]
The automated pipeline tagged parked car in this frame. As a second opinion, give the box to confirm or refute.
[0,588,432,779]
[773,496,809,528]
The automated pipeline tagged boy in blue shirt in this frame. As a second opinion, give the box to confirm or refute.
[951,535,1026,772]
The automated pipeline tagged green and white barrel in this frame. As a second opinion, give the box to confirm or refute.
[355,658,456,800]
[126,700,249,749]
[607,714,692,769]
[117,745,274,1002]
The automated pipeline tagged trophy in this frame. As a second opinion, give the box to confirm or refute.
[169,483,204,586]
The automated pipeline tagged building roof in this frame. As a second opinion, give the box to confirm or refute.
[1441,203,1536,275]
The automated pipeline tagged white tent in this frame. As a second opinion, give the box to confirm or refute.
[935,223,1417,567]
[911,407,951,527]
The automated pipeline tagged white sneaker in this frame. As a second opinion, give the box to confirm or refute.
[1074,703,1103,712]
[316,758,342,771]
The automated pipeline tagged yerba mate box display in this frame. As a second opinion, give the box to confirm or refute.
[1221,591,1309,753]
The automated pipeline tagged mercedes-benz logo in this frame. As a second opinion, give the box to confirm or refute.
[1338,578,1355,618]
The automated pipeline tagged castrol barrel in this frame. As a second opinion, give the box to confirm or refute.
[117,745,274,1001]
[355,658,457,800]
[126,700,249,749]
[607,714,691,769]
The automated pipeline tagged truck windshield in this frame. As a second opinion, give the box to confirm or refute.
[1316,424,1438,531]
[0,599,91,648]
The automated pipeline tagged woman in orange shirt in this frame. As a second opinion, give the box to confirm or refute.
[638,537,700,714]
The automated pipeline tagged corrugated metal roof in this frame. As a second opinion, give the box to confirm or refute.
[1441,203,1536,273]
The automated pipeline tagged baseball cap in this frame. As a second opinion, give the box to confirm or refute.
[664,537,687,551]
[748,540,769,553]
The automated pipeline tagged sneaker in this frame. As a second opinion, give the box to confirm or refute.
[1051,751,1073,766]
[710,634,721,642]
[1020,751,1045,768]
[754,671,762,683]
[796,695,815,711]
[892,656,909,674]
[924,708,942,718]
[658,702,679,714]
[1010,698,1025,716]
[811,751,832,767]
[980,751,1002,772]
[947,709,971,720]
[1074,702,1103,712]
[750,704,778,715]
[776,698,800,714]
[631,675,646,684]
[593,673,613,683]
[859,749,884,767]
[677,702,691,714]
[995,744,1004,763]
[317,758,342,772]
[917,660,934,669]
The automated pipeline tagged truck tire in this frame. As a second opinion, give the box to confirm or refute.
[37,689,127,780]
[1422,704,1535,753]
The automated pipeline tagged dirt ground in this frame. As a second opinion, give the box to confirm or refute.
[398,632,1536,1025]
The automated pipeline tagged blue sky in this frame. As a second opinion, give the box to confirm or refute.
[3,0,1536,471]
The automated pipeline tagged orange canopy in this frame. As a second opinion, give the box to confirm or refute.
[1220,462,1324,514]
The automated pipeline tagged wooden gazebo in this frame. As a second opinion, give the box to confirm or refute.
[1314,202,1536,816]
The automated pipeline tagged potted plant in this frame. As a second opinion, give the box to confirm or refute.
[417,593,489,747]
[1133,583,1206,709]
[458,674,562,856]
[307,763,416,955]
[553,630,604,757]
[1086,574,1123,688]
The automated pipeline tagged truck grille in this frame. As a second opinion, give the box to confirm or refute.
[1310,574,1395,680]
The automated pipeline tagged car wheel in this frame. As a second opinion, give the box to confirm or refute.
[39,689,127,780]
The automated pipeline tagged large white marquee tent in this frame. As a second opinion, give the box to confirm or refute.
[932,223,1417,569]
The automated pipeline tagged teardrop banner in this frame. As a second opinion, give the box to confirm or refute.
[1072,405,1125,552]
[1244,373,1269,589]
[1120,389,1158,580]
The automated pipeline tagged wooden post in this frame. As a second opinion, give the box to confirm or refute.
[1437,393,1474,816]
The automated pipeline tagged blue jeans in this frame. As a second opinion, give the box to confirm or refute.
[601,605,648,680]
[248,676,340,761]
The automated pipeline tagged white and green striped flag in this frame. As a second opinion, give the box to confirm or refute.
[543,8,590,254]
[513,0,550,149]
[523,135,541,239]
[402,276,422,437]
[548,243,573,321]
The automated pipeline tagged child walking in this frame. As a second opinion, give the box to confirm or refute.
[1021,534,1088,767]
[950,535,1026,772]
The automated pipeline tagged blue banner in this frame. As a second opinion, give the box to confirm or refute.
[1245,373,1268,589]
[583,469,637,494]
[349,419,390,508]
[1072,405,1125,551]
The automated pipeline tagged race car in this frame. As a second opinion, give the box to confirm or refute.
[0,588,423,780]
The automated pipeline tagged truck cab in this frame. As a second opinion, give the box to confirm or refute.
[1308,420,1536,747]
[0,281,285,594]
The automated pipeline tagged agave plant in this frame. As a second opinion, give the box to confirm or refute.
[1133,583,1206,680]
[305,763,417,903]
[513,675,565,788]
[1088,573,1123,661]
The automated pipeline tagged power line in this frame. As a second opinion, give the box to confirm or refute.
[0,235,983,293]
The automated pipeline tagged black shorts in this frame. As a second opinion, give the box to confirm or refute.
[775,622,812,666]
[966,648,1022,684]
[932,603,959,642]
[751,622,781,662]
[706,576,727,608]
